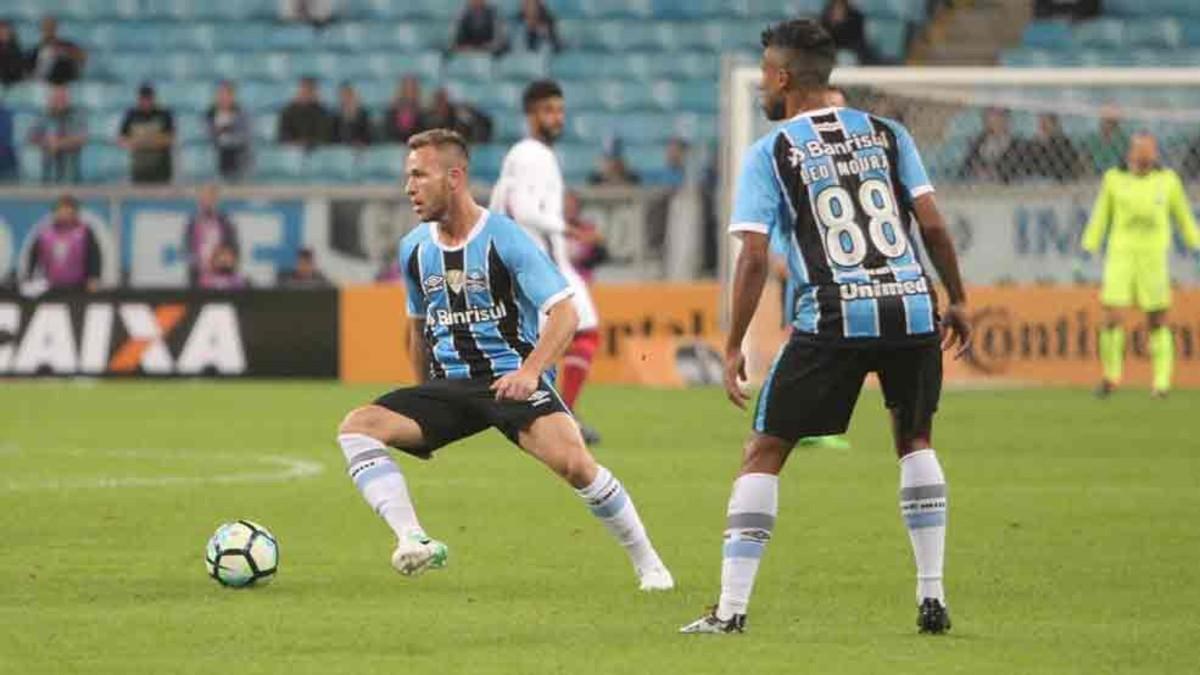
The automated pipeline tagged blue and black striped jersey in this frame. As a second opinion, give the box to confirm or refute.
[400,209,572,380]
[732,106,939,345]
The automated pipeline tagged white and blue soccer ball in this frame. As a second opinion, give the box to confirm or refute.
[205,520,279,588]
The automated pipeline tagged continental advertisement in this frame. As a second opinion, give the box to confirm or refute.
[4,284,1197,387]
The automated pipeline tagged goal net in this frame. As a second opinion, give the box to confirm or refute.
[719,64,1200,379]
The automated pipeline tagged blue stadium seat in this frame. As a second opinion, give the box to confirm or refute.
[1127,19,1182,48]
[1181,20,1200,46]
[156,82,213,114]
[1074,19,1126,49]
[672,79,716,114]
[674,21,723,52]
[671,112,716,143]
[857,0,927,22]
[213,24,271,53]
[560,81,604,111]
[1000,48,1056,68]
[18,145,42,183]
[81,145,128,183]
[354,79,392,108]
[556,143,595,183]
[74,83,123,112]
[444,54,493,82]
[550,51,607,79]
[268,25,317,52]
[180,145,218,181]
[322,23,392,51]
[392,22,449,51]
[393,53,442,81]
[650,0,708,20]
[496,52,548,81]
[2,84,45,114]
[240,82,294,113]
[110,22,163,52]
[643,52,719,79]
[160,52,204,81]
[308,147,362,183]
[624,144,663,176]
[866,18,909,62]
[176,115,210,145]
[256,146,309,182]
[1022,21,1073,50]
[361,146,407,181]
[251,115,276,142]
[106,53,170,84]
[12,112,37,146]
[1102,0,1146,16]
[470,143,506,181]
[493,111,528,143]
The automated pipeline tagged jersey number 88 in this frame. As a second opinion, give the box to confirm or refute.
[814,178,908,268]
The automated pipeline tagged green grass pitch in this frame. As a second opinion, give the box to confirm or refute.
[1,381,1196,674]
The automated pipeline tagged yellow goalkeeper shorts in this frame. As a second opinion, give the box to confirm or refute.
[1100,250,1171,312]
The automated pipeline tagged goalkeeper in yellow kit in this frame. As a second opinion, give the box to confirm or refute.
[1082,133,1200,397]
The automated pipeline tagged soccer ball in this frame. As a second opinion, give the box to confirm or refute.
[205,520,279,588]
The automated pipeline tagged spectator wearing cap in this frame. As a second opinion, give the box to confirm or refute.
[118,83,175,184]
[23,195,101,292]
[278,77,332,149]
[29,84,87,184]
[27,16,86,85]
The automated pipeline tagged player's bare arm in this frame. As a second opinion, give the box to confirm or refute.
[408,319,428,384]
[492,297,579,401]
[913,194,971,358]
[723,231,771,409]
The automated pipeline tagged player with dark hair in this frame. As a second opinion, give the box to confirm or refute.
[680,19,970,635]
[490,79,604,444]
[336,129,673,591]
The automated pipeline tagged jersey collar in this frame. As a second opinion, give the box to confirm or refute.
[788,106,842,120]
[432,208,489,252]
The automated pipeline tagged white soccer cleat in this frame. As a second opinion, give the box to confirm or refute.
[390,532,449,577]
[638,565,675,591]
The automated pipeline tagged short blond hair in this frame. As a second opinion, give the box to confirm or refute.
[407,128,470,161]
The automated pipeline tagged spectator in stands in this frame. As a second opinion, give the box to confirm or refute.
[961,107,1022,183]
[199,242,249,290]
[279,247,332,288]
[278,0,339,27]
[1026,112,1081,182]
[278,77,332,149]
[0,21,27,87]
[332,82,372,146]
[118,83,175,184]
[0,101,15,182]
[30,84,86,184]
[514,0,562,53]
[643,137,689,188]
[565,191,607,284]
[27,16,86,85]
[452,0,508,55]
[24,195,100,292]
[383,75,427,143]
[206,81,252,183]
[820,0,871,64]
[184,184,239,288]
[1080,106,1128,175]
[589,138,640,186]
[422,88,493,144]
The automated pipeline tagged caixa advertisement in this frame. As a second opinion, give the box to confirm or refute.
[0,290,338,378]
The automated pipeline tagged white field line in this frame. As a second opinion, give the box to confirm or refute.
[0,448,325,492]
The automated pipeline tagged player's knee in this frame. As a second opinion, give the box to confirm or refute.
[337,406,389,439]
[739,435,790,475]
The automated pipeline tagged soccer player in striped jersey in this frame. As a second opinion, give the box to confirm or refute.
[490,79,603,444]
[680,19,970,635]
[337,129,673,591]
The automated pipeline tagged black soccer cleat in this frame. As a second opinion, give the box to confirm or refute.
[679,606,747,634]
[917,598,952,634]
[1094,380,1116,399]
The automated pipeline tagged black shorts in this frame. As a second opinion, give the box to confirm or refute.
[372,376,570,458]
[753,337,942,443]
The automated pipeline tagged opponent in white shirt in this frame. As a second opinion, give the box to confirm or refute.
[490,79,602,444]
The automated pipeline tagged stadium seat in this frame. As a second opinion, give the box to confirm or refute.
[213,23,271,53]
[109,22,163,52]
[1074,19,1126,49]
[106,53,170,84]
[556,143,596,183]
[1181,20,1200,46]
[256,146,309,182]
[361,146,407,180]
[857,0,926,22]
[1022,21,1073,50]
[1127,19,1182,48]
[865,18,909,63]
[176,115,210,145]
[156,81,214,114]
[444,54,493,83]
[81,144,128,183]
[267,25,317,52]
[496,53,548,81]
[251,115,276,143]
[673,79,717,114]
[18,145,42,183]
[308,147,362,183]
[180,145,218,181]
[74,83,123,112]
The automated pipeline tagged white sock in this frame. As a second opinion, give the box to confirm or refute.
[339,433,422,541]
[899,449,947,604]
[717,473,778,620]
[575,465,662,574]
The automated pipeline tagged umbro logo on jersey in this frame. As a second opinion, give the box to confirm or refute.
[465,269,488,292]
[528,390,552,407]
[423,275,445,293]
